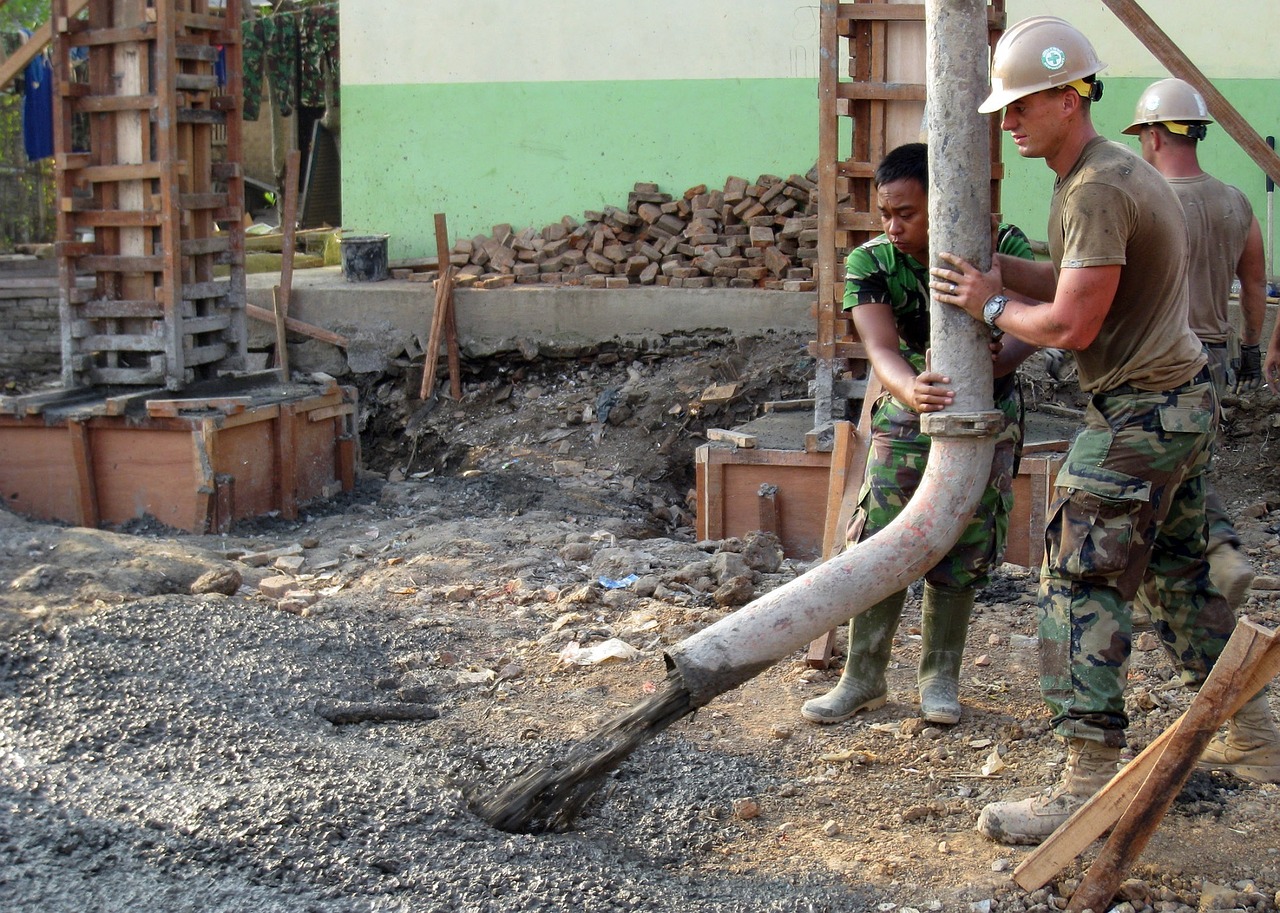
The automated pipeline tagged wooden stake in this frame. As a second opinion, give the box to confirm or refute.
[1066,619,1280,913]
[1099,0,1280,188]
[1015,618,1280,893]
[272,149,302,381]
[244,304,349,348]
[421,212,461,400]
[420,263,452,400]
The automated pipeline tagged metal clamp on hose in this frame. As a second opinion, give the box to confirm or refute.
[920,410,1004,438]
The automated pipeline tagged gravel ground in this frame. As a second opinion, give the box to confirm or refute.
[3,335,1280,913]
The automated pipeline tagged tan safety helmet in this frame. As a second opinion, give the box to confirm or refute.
[1122,77,1212,139]
[979,16,1106,114]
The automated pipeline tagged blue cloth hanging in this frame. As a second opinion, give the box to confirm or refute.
[22,48,55,161]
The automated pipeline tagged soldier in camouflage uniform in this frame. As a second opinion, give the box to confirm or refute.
[801,142,1039,728]
[932,17,1280,847]
[1123,78,1262,610]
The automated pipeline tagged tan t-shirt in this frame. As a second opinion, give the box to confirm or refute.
[1168,172,1253,345]
[1048,137,1207,393]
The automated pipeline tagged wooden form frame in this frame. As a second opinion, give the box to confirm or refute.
[51,0,247,390]
[0,379,359,533]
[812,0,1006,427]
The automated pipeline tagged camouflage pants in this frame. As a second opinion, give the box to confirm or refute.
[1040,377,1237,746]
[845,389,1020,591]
[1202,343,1239,548]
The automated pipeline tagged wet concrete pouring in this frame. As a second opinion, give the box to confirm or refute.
[3,328,1280,912]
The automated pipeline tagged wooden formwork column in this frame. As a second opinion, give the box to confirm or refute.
[813,0,1007,430]
[51,0,247,390]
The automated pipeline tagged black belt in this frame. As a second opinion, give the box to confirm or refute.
[1103,365,1211,397]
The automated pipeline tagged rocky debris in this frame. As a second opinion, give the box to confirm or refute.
[0,343,1278,913]
[189,566,242,596]
[392,174,823,292]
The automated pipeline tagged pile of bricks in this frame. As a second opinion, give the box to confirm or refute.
[394,170,821,292]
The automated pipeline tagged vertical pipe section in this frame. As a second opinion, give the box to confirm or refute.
[924,0,995,410]
[665,0,998,708]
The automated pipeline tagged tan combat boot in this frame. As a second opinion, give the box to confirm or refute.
[801,591,906,724]
[1199,693,1280,784]
[1208,541,1254,610]
[976,739,1119,846]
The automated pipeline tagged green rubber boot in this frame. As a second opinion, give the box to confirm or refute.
[917,582,974,725]
[801,590,907,725]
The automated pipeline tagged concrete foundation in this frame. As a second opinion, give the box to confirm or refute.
[245,269,817,374]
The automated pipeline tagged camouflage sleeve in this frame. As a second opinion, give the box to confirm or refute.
[996,223,1036,262]
[843,244,890,311]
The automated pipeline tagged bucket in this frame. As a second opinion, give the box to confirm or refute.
[339,233,389,282]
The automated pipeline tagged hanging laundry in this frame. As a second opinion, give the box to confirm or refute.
[21,40,54,161]
[241,4,337,121]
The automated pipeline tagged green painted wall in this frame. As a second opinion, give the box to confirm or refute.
[999,78,1280,243]
[342,79,820,260]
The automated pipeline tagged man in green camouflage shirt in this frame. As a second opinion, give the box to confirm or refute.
[801,142,1038,728]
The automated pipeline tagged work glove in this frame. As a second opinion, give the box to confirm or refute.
[1234,344,1262,393]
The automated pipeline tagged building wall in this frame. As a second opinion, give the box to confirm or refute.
[0,285,60,376]
[341,0,1280,259]
[340,0,824,259]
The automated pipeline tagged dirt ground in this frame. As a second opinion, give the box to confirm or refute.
[3,330,1280,913]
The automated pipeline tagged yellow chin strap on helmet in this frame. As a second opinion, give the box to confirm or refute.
[1161,120,1209,140]
[1064,77,1103,102]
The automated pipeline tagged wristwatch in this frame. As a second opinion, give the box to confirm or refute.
[982,294,1009,328]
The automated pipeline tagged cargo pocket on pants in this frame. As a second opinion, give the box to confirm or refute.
[1046,463,1151,589]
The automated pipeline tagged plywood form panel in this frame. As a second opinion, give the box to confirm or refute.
[0,422,84,523]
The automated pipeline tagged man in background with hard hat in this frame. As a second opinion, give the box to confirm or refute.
[1124,76,1264,610]
[928,15,1280,846]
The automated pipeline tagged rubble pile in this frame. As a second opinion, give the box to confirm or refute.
[393,171,823,292]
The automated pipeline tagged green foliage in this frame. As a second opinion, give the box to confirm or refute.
[1,0,52,31]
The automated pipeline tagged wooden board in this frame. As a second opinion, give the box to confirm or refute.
[0,384,358,532]
[696,445,834,560]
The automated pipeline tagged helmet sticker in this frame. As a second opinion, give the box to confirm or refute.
[1041,47,1066,70]
[1144,94,1161,112]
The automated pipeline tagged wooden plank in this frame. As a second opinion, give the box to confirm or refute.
[146,397,251,418]
[1099,0,1280,189]
[102,388,168,417]
[65,22,155,46]
[836,81,927,102]
[77,162,165,183]
[244,304,349,348]
[276,404,299,521]
[176,108,226,125]
[71,94,159,113]
[837,3,925,21]
[179,192,229,211]
[174,73,219,92]
[180,236,230,256]
[78,299,165,319]
[79,333,165,352]
[1014,619,1280,892]
[1067,621,1280,913]
[67,419,100,527]
[182,279,233,300]
[274,149,303,380]
[307,403,355,423]
[79,254,165,273]
[61,207,164,227]
[706,428,758,448]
